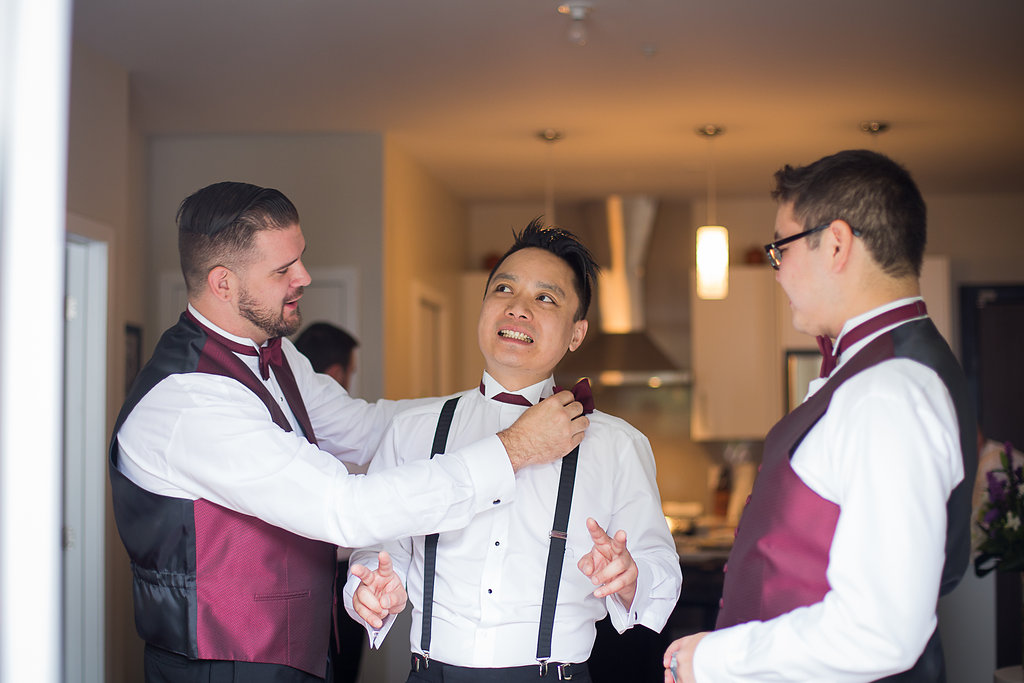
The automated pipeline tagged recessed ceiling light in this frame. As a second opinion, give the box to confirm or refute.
[859,120,890,135]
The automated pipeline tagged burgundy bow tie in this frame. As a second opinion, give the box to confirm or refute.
[257,337,284,380]
[479,377,595,415]
[220,337,283,381]
[555,377,595,415]
[816,300,927,377]
[184,311,284,381]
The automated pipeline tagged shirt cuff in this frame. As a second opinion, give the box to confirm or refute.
[342,568,400,646]
[692,621,756,680]
[606,562,652,632]
[456,434,516,512]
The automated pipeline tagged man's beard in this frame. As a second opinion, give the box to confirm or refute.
[238,286,303,339]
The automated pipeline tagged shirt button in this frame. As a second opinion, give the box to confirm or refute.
[487,588,493,594]
[493,499,501,505]
[494,541,500,546]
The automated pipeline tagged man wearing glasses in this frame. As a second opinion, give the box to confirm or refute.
[663,149,977,682]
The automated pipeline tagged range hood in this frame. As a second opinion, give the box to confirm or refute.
[556,195,689,387]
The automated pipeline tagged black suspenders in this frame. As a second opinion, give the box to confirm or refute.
[535,444,580,674]
[418,396,581,673]
[419,396,460,663]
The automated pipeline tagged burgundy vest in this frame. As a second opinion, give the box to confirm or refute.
[108,313,337,677]
[716,318,977,681]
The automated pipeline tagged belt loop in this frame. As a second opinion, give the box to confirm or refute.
[538,659,548,677]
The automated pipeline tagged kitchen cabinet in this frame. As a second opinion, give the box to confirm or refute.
[690,266,784,441]
[690,256,951,441]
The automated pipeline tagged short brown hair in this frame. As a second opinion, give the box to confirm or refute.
[772,149,926,278]
[177,181,299,296]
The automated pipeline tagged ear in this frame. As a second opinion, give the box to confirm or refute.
[826,220,857,272]
[206,265,235,302]
[568,318,589,352]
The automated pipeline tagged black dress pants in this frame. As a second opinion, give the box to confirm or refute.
[144,643,329,683]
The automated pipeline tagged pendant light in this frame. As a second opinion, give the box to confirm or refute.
[537,128,563,226]
[695,125,728,300]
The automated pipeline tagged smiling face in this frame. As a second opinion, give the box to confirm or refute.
[233,223,311,343]
[477,247,588,390]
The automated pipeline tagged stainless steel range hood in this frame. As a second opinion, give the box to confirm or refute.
[556,195,689,387]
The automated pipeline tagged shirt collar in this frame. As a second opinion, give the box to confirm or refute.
[479,371,554,406]
[834,296,926,354]
[187,303,264,352]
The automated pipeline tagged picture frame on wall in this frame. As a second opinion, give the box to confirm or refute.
[125,324,142,395]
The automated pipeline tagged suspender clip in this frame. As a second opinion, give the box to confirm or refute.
[557,663,574,680]
[538,659,549,676]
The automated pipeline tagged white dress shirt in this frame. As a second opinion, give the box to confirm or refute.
[116,306,516,549]
[345,372,681,668]
[695,298,966,681]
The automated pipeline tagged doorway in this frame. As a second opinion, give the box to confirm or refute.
[961,283,1024,669]
[63,225,109,683]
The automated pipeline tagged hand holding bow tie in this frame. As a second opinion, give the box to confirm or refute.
[497,378,593,472]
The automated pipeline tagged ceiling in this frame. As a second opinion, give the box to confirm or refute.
[72,0,1024,203]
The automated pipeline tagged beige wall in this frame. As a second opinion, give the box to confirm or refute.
[382,139,468,398]
[67,41,146,683]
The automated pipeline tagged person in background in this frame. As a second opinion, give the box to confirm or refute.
[295,321,359,391]
[664,150,977,682]
[345,219,681,682]
[294,321,366,683]
[109,182,590,683]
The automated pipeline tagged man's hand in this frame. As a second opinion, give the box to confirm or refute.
[498,389,588,471]
[663,633,707,683]
[349,551,407,629]
[576,517,639,607]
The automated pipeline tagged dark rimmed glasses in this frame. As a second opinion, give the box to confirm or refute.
[763,223,861,270]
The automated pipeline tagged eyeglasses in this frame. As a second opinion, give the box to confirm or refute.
[763,222,861,270]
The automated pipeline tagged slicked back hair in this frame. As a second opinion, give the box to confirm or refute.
[486,218,599,321]
[177,181,300,297]
[771,149,926,278]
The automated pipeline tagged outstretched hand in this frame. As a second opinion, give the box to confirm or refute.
[576,517,638,607]
[349,551,407,629]
[498,389,588,471]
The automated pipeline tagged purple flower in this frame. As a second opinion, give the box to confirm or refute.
[987,470,1007,503]
[984,507,1001,526]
